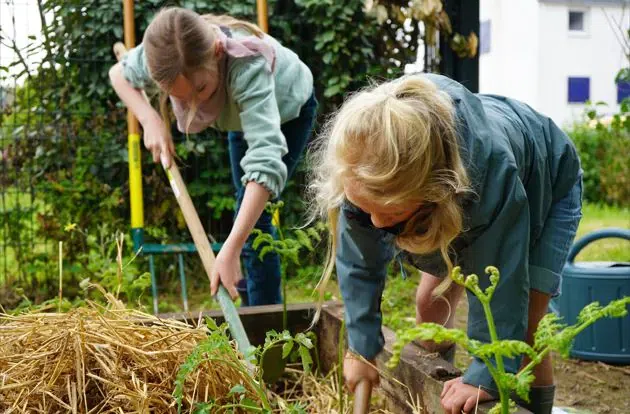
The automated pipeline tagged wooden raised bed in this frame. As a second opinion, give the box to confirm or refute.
[160,302,531,413]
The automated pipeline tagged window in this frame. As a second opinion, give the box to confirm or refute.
[568,77,590,103]
[618,81,630,103]
[480,20,491,55]
[569,10,585,32]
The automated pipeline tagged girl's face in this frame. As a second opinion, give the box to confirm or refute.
[344,180,422,229]
[167,40,223,104]
[168,69,219,103]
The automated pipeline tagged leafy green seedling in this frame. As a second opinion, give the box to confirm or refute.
[387,266,630,414]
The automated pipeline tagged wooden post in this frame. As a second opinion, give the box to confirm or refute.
[122,0,145,248]
[257,0,269,33]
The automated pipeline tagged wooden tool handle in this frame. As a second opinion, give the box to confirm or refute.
[353,379,372,414]
[164,165,253,359]
[113,42,253,363]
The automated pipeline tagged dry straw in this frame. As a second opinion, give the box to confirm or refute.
[0,287,257,413]
[0,237,406,413]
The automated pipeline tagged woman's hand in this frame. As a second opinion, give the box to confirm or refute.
[141,111,175,167]
[440,377,493,413]
[343,351,379,393]
[209,244,242,300]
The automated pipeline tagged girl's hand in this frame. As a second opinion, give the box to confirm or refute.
[141,111,175,167]
[440,376,493,413]
[343,351,379,393]
[209,244,242,300]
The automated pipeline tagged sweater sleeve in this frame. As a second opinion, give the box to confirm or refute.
[120,44,152,90]
[229,56,288,198]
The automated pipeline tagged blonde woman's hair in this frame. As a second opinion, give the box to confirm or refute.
[143,7,263,135]
[307,75,471,324]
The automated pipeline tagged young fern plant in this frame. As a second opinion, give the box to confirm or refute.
[251,200,325,330]
[387,266,630,414]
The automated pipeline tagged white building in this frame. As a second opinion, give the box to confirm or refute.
[479,0,630,128]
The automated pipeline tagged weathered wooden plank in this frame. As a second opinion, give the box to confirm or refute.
[321,305,532,414]
[160,302,532,413]
[159,302,331,345]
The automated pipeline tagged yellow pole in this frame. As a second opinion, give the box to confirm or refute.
[123,0,144,246]
[256,0,269,33]
[257,0,277,226]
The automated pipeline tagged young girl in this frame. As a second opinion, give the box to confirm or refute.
[109,7,317,306]
[309,73,582,414]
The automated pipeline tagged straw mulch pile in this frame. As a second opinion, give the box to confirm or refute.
[0,289,403,413]
[0,293,257,413]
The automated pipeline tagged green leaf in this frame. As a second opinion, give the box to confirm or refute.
[319,30,335,43]
[294,229,314,251]
[259,245,274,261]
[229,384,246,396]
[476,340,536,360]
[240,398,259,409]
[299,345,313,372]
[533,312,565,350]
[324,84,342,97]
[252,231,273,250]
[295,332,314,349]
[282,340,294,358]
[306,227,322,243]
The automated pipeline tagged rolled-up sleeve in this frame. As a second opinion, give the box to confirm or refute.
[120,44,152,90]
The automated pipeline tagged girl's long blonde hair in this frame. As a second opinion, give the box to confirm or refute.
[308,75,471,323]
[142,7,263,135]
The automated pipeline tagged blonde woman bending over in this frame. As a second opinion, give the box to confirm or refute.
[309,73,582,414]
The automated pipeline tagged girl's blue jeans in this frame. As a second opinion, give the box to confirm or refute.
[227,93,318,306]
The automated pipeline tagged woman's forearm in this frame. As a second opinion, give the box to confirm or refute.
[108,62,159,126]
[223,181,271,253]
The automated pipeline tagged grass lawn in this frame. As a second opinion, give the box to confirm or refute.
[573,203,630,262]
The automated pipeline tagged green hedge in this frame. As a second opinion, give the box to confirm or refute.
[567,100,630,207]
[0,0,427,300]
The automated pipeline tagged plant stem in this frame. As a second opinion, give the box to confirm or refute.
[477,355,510,413]
[58,241,63,313]
[282,270,287,331]
[205,357,271,410]
[479,297,509,412]
[275,214,288,332]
